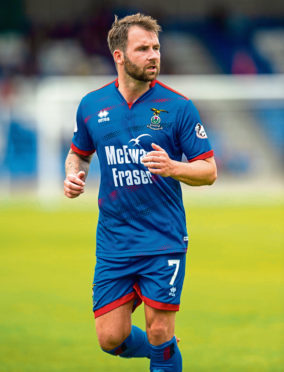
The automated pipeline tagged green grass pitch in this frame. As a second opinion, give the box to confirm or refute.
[0,192,283,371]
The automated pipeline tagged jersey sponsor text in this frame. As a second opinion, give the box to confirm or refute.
[105,145,152,187]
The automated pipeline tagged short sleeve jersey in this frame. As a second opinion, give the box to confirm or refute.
[71,79,213,258]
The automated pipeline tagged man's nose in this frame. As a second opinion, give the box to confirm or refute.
[148,49,160,60]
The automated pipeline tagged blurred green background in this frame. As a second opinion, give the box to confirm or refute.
[1,190,283,372]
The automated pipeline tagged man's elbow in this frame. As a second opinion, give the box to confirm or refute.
[206,167,218,185]
[202,157,217,186]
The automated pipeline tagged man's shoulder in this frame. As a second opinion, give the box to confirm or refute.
[154,80,189,102]
[81,79,116,103]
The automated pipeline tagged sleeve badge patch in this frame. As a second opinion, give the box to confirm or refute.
[195,123,208,139]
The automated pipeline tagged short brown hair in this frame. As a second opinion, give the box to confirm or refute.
[107,13,161,54]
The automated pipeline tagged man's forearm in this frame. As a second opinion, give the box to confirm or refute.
[65,149,92,177]
[171,158,217,186]
[142,144,217,186]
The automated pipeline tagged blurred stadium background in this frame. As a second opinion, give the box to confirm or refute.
[0,0,284,197]
[0,0,283,371]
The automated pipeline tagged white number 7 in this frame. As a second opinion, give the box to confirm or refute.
[168,259,180,286]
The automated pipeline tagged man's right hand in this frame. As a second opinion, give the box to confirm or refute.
[64,171,86,198]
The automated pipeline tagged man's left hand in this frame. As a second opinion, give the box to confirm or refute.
[142,143,175,177]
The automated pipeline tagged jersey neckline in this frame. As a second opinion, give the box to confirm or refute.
[114,78,157,110]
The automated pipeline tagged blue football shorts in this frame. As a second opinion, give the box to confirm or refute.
[92,253,186,318]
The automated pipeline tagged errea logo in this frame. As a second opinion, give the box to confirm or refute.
[98,110,110,123]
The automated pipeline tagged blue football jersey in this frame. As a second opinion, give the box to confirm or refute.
[71,79,213,258]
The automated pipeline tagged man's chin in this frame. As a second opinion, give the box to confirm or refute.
[135,75,157,83]
[143,71,159,82]
[126,69,159,82]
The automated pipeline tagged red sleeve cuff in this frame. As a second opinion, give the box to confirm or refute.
[188,150,214,162]
[71,143,95,156]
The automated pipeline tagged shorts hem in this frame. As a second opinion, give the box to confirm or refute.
[133,283,180,312]
[94,291,137,318]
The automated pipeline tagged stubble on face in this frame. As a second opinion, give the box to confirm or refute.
[123,52,160,82]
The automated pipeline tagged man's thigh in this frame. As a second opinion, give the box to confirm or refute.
[96,299,135,350]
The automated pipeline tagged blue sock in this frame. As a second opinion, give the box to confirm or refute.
[103,325,150,358]
[150,336,182,372]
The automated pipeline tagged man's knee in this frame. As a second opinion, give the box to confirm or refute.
[145,306,176,346]
[146,320,173,345]
[95,300,134,351]
[97,324,131,351]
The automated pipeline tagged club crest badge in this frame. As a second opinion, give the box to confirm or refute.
[147,108,168,130]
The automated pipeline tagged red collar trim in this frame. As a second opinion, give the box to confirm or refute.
[150,79,157,87]
[115,78,156,108]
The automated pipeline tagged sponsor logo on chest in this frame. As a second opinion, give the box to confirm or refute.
[98,110,110,123]
[104,134,154,188]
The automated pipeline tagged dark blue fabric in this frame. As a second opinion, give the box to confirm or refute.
[103,325,150,358]
[72,80,213,258]
[150,336,182,372]
[93,253,186,314]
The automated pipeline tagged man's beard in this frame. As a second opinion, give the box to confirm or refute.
[124,53,160,82]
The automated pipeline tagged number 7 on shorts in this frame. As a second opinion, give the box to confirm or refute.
[168,259,180,286]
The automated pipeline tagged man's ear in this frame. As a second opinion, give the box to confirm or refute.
[113,49,124,65]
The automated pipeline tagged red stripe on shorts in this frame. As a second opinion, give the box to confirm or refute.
[133,283,180,311]
[94,292,136,318]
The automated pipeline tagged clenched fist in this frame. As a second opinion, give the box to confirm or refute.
[64,171,86,198]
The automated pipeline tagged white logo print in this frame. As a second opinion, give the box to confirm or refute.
[98,110,110,123]
[129,134,152,146]
[169,287,176,297]
[195,123,207,139]
[104,134,154,188]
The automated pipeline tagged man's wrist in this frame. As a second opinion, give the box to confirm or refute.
[170,160,181,178]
